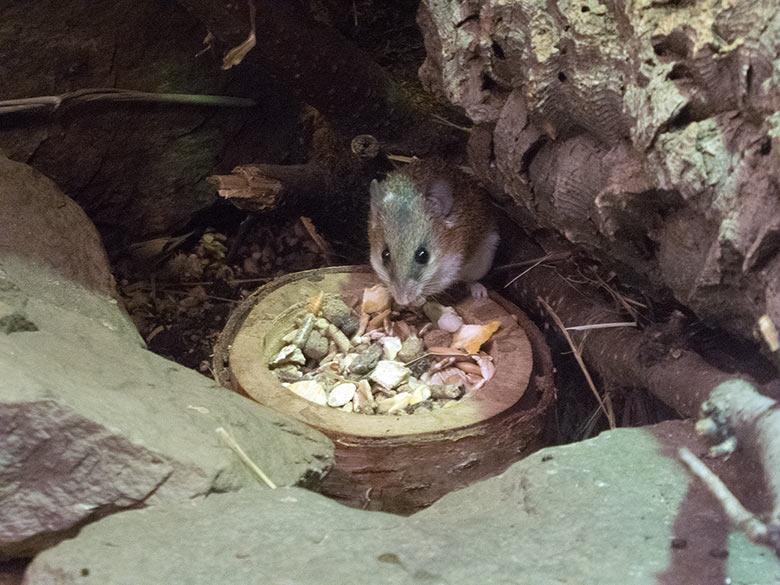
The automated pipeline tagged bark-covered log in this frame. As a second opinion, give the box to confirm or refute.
[418,0,780,344]
[496,230,767,419]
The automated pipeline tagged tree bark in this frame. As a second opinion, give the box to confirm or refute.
[418,0,780,345]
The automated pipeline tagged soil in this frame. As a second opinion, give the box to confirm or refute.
[116,213,338,373]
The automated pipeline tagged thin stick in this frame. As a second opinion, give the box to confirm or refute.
[678,447,769,545]
[0,88,256,116]
[158,289,238,303]
[504,256,549,288]
[492,252,572,272]
[216,427,277,489]
[429,113,472,133]
[539,297,615,429]
[565,322,637,331]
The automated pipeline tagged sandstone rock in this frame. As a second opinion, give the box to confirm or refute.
[283,380,328,406]
[396,336,425,364]
[21,422,778,584]
[0,174,333,557]
[348,344,382,375]
[369,361,410,390]
[302,329,329,361]
[321,298,358,337]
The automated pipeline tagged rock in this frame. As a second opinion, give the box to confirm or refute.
[0,194,333,557]
[270,344,306,367]
[22,422,777,584]
[409,385,431,405]
[376,392,412,414]
[348,344,383,375]
[423,329,452,349]
[321,298,358,337]
[352,380,375,414]
[0,155,118,297]
[382,336,402,360]
[327,383,356,407]
[283,380,328,406]
[369,360,410,389]
[429,384,463,399]
[302,329,329,361]
[273,365,302,383]
[0,291,333,558]
[0,300,37,334]
[396,336,425,363]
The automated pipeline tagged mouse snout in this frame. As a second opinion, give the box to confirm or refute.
[391,280,425,307]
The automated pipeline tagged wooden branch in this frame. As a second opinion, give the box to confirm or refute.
[208,163,330,213]
[500,234,746,418]
[696,380,780,532]
[678,447,774,553]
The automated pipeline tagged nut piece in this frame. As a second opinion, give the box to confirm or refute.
[410,384,432,405]
[423,301,463,333]
[451,321,501,354]
[362,284,391,314]
[423,329,452,349]
[327,382,357,407]
[283,380,328,405]
[353,379,376,413]
[382,336,403,360]
[376,392,412,414]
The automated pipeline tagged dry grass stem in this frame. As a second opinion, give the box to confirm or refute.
[504,255,554,288]
[216,427,277,489]
[300,217,335,265]
[539,297,616,429]
[565,321,637,331]
[429,113,472,133]
[492,252,572,273]
[387,154,416,164]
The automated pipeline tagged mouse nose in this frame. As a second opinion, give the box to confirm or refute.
[397,281,424,307]
[393,289,411,306]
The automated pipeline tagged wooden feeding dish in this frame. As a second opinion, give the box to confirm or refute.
[215,266,555,514]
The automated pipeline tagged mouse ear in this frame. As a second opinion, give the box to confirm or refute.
[426,179,453,218]
[369,179,384,207]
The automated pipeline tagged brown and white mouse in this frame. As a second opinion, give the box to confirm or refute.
[368,159,499,306]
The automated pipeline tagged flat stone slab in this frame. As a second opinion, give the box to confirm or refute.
[0,258,333,556]
[0,163,334,557]
[22,421,779,584]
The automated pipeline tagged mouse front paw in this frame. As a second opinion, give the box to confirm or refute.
[469,282,489,301]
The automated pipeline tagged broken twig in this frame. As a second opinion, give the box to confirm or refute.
[216,427,277,489]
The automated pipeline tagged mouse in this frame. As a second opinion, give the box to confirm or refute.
[368,159,499,307]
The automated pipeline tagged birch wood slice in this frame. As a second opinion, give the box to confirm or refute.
[215,266,555,514]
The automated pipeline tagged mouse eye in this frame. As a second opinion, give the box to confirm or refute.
[381,247,391,265]
[414,247,429,265]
